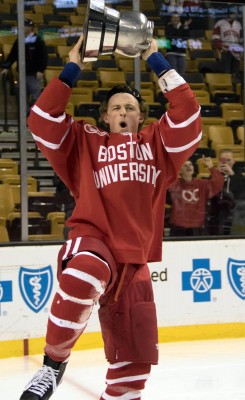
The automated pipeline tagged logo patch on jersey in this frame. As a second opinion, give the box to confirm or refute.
[19,266,53,313]
[84,124,109,137]
[227,258,245,300]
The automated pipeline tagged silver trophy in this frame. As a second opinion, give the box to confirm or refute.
[80,0,154,62]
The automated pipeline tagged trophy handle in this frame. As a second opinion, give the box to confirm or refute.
[136,41,152,50]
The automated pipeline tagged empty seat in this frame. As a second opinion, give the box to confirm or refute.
[205,73,233,95]
[70,15,82,25]
[193,89,211,104]
[117,58,147,72]
[0,159,18,175]
[213,92,240,105]
[33,4,54,14]
[24,12,44,25]
[0,225,9,242]
[47,57,64,68]
[221,103,244,123]
[200,104,222,117]
[69,92,93,105]
[7,216,50,241]
[0,183,15,218]
[125,71,154,90]
[75,103,101,120]
[76,71,99,90]
[208,125,243,157]
[44,37,67,46]
[94,88,111,102]
[201,117,226,137]
[57,45,73,60]
[46,45,57,58]
[0,3,11,13]
[189,49,216,62]
[182,73,206,90]
[44,14,69,26]
[140,89,155,103]
[99,70,125,88]
[93,59,118,71]
[28,192,58,217]
[237,126,244,145]
[185,59,198,73]
[47,212,65,240]
[65,102,75,117]
[44,68,63,84]
[0,175,37,205]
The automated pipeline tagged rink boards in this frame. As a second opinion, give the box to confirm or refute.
[0,239,244,358]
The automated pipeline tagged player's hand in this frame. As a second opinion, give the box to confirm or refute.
[202,155,213,169]
[36,71,43,80]
[142,38,158,61]
[218,162,234,176]
[0,68,8,75]
[68,34,87,70]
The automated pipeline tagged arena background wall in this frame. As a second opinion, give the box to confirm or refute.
[0,239,244,359]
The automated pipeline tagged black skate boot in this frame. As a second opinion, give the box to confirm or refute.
[19,354,68,399]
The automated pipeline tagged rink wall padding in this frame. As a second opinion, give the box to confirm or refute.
[0,240,244,358]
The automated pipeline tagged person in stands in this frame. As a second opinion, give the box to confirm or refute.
[0,19,47,115]
[212,10,243,83]
[208,148,245,235]
[164,13,192,75]
[167,157,224,236]
[19,33,201,400]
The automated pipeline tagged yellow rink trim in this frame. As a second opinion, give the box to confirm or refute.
[0,323,245,359]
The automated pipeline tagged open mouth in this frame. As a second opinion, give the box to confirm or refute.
[120,122,127,128]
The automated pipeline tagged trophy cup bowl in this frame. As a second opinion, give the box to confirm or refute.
[80,0,154,62]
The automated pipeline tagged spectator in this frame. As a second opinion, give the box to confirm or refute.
[0,19,48,115]
[19,34,201,400]
[212,11,243,83]
[164,13,192,75]
[167,157,224,236]
[208,149,244,235]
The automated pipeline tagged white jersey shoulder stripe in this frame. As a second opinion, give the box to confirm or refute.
[32,104,67,123]
[163,130,202,153]
[165,106,201,129]
[31,125,71,150]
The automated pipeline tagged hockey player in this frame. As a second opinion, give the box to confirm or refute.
[19,34,202,399]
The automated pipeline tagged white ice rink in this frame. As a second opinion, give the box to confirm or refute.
[0,338,245,400]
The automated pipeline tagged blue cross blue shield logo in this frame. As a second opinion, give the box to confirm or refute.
[182,259,222,302]
[0,281,13,303]
[19,266,53,313]
[227,258,245,300]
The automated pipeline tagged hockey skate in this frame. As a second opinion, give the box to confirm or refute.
[19,354,68,399]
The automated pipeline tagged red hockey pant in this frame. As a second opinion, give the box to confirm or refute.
[44,251,158,399]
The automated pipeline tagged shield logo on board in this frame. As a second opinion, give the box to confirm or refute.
[227,258,245,300]
[19,266,53,313]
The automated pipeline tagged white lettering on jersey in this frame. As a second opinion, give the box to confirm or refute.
[98,142,154,162]
[93,163,161,188]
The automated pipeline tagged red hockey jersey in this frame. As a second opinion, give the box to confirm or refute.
[168,168,224,228]
[28,76,201,263]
